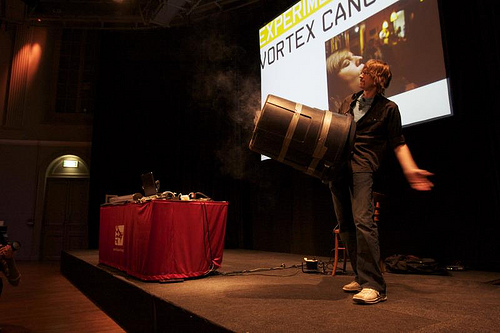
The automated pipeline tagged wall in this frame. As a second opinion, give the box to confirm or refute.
[0,23,92,260]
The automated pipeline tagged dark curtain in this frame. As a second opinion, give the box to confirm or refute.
[89,0,500,270]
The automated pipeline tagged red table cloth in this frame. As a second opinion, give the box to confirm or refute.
[99,200,228,281]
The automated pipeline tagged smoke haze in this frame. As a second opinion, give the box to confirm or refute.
[192,29,262,180]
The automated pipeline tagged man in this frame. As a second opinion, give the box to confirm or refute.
[0,244,21,297]
[329,59,433,304]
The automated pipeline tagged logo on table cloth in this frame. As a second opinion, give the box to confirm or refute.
[114,225,124,246]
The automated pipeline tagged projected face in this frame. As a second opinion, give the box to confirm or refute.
[326,50,366,110]
[337,54,364,92]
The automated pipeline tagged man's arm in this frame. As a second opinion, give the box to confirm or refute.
[394,144,434,191]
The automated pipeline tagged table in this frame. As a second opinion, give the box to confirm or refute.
[99,200,228,281]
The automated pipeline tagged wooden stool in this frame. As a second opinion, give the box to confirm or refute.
[331,227,347,276]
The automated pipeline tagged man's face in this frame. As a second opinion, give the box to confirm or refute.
[359,68,376,92]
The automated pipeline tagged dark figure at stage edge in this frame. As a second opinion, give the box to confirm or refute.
[329,59,433,304]
[0,244,21,298]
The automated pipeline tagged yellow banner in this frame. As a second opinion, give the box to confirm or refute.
[259,0,332,49]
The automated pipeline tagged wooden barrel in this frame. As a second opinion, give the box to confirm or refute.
[249,94,355,181]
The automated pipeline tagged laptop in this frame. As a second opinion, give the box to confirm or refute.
[141,172,159,196]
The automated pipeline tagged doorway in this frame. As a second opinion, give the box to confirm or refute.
[41,155,89,260]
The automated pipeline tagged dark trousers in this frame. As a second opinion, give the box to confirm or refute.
[329,171,386,293]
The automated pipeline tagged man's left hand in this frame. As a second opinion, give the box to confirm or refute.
[405,168,434,191]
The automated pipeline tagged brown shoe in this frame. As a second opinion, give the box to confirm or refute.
[342,281,362,292]
[352,288,387,304]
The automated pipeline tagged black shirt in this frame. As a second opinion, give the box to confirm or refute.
[338,91,406,172]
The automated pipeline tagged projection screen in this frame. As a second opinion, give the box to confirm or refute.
[259,0,452,127]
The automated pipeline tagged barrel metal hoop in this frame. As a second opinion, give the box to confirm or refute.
[306,110,333,175]
[328,116,352,169]
[278,103,303,162]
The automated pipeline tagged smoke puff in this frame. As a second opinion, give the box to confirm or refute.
[192,30,262,180]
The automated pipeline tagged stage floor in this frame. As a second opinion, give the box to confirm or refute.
[64,249,500,332]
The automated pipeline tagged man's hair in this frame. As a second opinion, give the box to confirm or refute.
[364,59,392,95]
